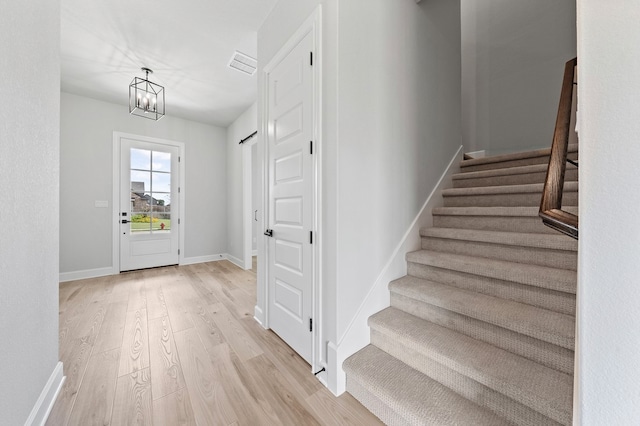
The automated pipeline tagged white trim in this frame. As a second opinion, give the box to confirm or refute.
[254,306,266,328]
[60,253,231,280]
[251,250,258,256]
[243,136,258,270]
[59,267,115,283]
[225,253,245,269]
[326,146,464,396]
[312,7,324,376]
[181,254,226,265]
[112,132,186,273]
[24,362,65,426]
[464,149,487,159]
[259,5,323,374]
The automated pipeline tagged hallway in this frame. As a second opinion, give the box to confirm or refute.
[48,261,380,425]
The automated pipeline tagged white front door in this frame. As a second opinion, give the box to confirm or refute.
[119,137,180,272]
[265,29,315,363]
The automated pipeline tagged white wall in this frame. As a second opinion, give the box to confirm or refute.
[258,0,461,394]
[60,92,228,275]
[461,0,576,154]
[577,1,640,423]
[252,143,259,252]
[0,1,61,424]
[336,0,461,344]
[226,102,257,266]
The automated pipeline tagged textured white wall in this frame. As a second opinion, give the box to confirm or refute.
[60,92,228,273]
[577,1,640,423]
[259,0,460,393]
[226,102,257,264]
[0,1,61,424]
[461,0,576,154]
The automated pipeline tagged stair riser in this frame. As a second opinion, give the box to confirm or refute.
[345,377,405,426]
[390,293,574,374]
[453,168,578,188]
[433,214,558,234]
[407,251,576,294]
[344,345,513,425]
[370,329,568,426]
[421,237,577,270]
[407,262,576,315]
[443,191,578,208]
[461,152,578,173]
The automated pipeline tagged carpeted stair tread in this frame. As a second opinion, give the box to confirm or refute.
[431,206,579,234]
[441,182,578,208]
[390,290,574,375]
[432,206,578,217]
[407,260,576,315]
[460,144,578,170]
[369,308,573,425]
[389,276,574,349]
[343,345,512,426]
[442,181,578,197]
[421,227,578,252]
[406,250,576,294]
[454,163,566,180]
[452,163,578,188]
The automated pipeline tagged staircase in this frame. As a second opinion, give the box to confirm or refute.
[343,145,579,425]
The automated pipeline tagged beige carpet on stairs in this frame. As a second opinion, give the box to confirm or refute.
[343,147,577,426]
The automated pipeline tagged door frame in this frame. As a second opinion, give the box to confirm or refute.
[257,6,323,374]
[112,132,186,273]
[242,134,258,270]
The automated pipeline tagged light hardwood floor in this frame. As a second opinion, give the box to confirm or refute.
[48,260,382,426]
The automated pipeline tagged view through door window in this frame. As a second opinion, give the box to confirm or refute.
[130,148,172,233]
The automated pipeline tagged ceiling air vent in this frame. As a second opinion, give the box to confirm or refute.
[228,51,257,76]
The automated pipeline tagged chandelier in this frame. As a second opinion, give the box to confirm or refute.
[129,67,165,120]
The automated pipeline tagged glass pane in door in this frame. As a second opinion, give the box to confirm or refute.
[152,193,171,231]
[129,148,172,234]
[152,151,171,171]
[131,148,151,170]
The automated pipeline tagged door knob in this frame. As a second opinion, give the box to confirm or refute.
[264,229,273,237]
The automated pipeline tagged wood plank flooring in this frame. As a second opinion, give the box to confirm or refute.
[48,260,382,426]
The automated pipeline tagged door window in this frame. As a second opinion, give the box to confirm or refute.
[129,148,172,233]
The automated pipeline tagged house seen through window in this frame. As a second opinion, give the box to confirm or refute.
[129,148,172,233]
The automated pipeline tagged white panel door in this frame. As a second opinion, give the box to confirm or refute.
[266,30,314,363]
[120,138,179,271]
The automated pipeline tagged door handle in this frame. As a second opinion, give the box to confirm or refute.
[121,219,130,224]
[264,229,273,237]
[254,210,258,221]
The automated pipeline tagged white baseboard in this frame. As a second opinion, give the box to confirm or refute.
[59,253,230,282]
[181,253,226,265]
[25,362,65,426]
[225,254,244,268]
[59,267,115,283]
[326,341,344,396]
[326,145,464,396]
[254,305,266,328]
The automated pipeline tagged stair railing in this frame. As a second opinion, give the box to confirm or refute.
[539,58,578,239]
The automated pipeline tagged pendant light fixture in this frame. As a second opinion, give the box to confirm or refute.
[129,67,165,120]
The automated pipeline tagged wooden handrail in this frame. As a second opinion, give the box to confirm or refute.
[539,58,578,239]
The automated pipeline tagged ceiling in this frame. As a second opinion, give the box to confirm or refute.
[61,0,278,127]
